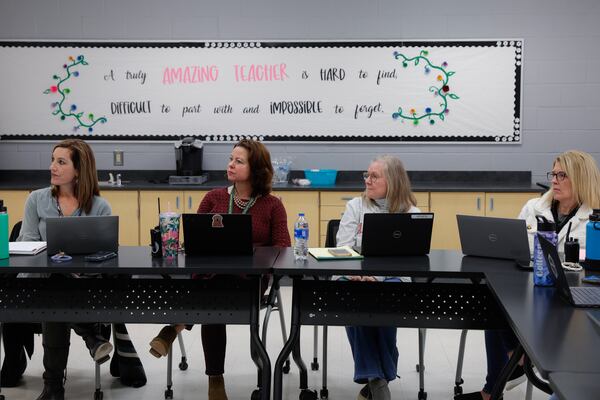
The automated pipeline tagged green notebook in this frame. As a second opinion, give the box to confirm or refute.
[308,246,364,260]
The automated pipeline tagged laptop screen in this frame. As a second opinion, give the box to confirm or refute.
[182,213,253,256]
[46,215,119,255]
[538,234,575,303]
[358,213,434,256]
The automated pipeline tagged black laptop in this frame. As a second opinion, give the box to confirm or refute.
[538,235,600,308]
[46,215,119,255]
[353,213,434,256]
[457,215,531,268]
[182,213,253,256]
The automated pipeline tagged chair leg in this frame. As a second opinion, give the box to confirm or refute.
[320,325,329,399]
[311,326,319,371]
[454,329,469,395]
[525,379,533,400]
[165,347,173,399]
[94,360,103,400]
[176,333,188,371]
[418,328,427,400]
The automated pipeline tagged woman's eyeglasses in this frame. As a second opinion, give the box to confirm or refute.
[362,172,380,183]
[547,171,568,182]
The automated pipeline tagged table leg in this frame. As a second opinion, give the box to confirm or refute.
[250,278,271,400]
[523,354,552,394]
[490,344,524,400]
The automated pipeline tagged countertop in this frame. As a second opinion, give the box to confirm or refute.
[0,170,544,193]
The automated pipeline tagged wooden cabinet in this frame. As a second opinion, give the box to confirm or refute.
[273,191,320,248]
[101,191,139,246]
[318,191,430,246]
[0,190,30,237]
[430,192,538,250]
[139,191,208,246]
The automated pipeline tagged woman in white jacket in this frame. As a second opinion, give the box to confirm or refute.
[336,155,419,400]
[456,150,600,400]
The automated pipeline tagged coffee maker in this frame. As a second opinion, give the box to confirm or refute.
[169,137,207,184]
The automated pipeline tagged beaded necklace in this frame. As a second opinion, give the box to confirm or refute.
[228,187,257,214]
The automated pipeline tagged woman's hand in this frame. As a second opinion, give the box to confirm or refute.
[348,275,377,282]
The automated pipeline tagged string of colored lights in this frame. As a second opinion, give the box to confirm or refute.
[392,50,459,126]
[43,55,107,133]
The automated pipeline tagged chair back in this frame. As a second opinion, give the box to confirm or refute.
[325,219,340,247]
[9,220,22,242]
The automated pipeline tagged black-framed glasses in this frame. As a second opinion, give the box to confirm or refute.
[362,172,380,182]
[547,171,568,182]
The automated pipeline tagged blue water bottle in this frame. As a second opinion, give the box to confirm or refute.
[0,200,8,260]
[533,215,557,286]
[585,209,600,268]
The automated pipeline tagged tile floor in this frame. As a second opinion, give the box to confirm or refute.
[2,287,550,400]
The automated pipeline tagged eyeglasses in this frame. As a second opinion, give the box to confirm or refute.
[362,172,380,183]
[547,171,568,182]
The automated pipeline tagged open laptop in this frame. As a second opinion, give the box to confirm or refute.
[457,215,531,268]
[46,215,119,255]
[353,213,434,256]
[538,235,600,307]
[182,213,253,256]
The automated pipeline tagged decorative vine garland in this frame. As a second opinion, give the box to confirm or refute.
[392,50,459,126]
[43,55,107,132]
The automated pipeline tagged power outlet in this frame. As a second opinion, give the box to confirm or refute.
[113,150,124,166]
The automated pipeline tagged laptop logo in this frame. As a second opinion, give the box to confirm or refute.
[211,214,224,228]
[488,233,498,242]
[393,230,402,239]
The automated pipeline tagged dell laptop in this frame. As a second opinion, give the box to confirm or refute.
[539,235,600,308]
[46,215,119,255]
[353,213,434,256]
[182,213,253,256]
[457,215,531,267]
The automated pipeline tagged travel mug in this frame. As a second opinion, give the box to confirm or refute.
[159,212,180,258]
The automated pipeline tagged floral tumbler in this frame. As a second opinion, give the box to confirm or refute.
[159,211,180,258]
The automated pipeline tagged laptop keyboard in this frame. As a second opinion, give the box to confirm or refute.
[572,287,600,306]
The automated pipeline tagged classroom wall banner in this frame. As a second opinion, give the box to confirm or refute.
[0,40,522,143]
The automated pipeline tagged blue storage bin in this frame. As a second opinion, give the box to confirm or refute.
[304,169,338,186]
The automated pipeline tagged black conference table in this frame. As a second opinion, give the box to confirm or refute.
[272,249,516,400]
[272,249,600,400]
[0,246,279,400]
[548,372,600,400]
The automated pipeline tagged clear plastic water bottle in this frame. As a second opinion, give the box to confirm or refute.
[533,215,557,286]
[293,213,309,261]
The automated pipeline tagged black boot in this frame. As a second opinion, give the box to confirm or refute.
[111,323,147,387]
[36,384,65,400]
[1,323,33,387]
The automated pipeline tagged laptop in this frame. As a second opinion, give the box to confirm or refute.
[46,215,119,255]
[182,213,253,256]
[538,235,600,307]
[353,213,434,256]
[457,215,531,267]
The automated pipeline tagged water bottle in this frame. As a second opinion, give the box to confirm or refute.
[533,215,557,286]
[293,213,309,261]
[586,209,600,267]
[0,200,8,260]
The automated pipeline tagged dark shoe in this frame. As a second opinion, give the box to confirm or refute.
[357,383,372,400]
[368,379,390,400]
[35,385,65,400]
[505,364,526,390]
[110,350,147,388]
[149,326,177,358]
[89,338,113,364]
[1,345,27,387]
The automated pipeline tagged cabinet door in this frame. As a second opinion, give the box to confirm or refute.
[273,191,319,248]
[183,191,209,213]
[485,192,537,218]
[0,190,30,237]
[139,191,183,246]
[101,190,140,246]
[430,192,485,250]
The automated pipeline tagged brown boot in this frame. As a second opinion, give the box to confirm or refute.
[149,326,177,358]
[208,375,228,400]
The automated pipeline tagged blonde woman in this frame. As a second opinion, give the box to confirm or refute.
[336,155,419,400]
[456,150,600,400]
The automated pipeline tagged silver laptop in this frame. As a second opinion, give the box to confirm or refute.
[46,216,119,255]
[457,215,531,266]
[539,234,600,308]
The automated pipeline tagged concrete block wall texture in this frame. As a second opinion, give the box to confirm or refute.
[0,0,599,183]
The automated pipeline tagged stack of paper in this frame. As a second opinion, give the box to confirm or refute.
[9,241,47,255]
[308,246,363,260]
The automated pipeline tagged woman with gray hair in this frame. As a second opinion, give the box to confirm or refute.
[336,155,419,400]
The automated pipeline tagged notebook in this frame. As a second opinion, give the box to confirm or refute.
[9,241,47,255]
[182,213,253,256]
[457,215,531,267]
[309,246,363,260]
[46,216,119,255]
[538,235,600,308]
[353,213,434,256]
